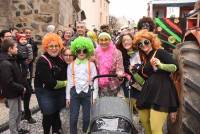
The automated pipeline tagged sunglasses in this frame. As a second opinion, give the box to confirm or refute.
[48,45,59,49]
[137,39,151,48]
[77,49,87,54]
[99,38,110,42]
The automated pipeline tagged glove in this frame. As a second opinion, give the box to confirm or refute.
[157,63,177,73]
[54,80,67,89]
[133,73,145,86]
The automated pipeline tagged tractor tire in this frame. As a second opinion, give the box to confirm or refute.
[170,41,200,134]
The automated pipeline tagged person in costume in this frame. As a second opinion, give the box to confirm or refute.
[66,37,98,134]
[34,33,67,134]
[95,32,124,97]
[116,32,144,112]
[132,30,179,134]
[137,16,156,32]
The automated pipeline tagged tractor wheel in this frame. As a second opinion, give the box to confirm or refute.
[169,41,200,134]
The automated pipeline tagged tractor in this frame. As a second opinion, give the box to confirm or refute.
[168,1,200,134]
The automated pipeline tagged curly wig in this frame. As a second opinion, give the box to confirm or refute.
[133,29,162,50]
[133,29,162,63]
[42,33,64,52]
[70,37,94,57]
[137,16,155,32]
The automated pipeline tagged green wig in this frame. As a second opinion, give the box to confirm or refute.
[70,37,94,57]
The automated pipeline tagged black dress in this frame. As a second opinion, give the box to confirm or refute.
[136,49,179,113]
[34,53,67,115]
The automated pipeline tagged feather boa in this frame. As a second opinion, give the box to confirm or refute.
[96,42,116,87]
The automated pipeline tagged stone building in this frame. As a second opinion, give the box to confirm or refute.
[0,0,79,40]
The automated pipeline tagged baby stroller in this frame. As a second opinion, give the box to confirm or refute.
[88,74,138,134]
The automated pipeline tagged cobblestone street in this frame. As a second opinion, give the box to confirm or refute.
[1,108,84,134]
[0,95,145,134]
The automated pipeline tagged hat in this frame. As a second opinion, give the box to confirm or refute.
[16,33,27,42]
[98,32,111,40]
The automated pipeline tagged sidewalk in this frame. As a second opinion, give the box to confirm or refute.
[0,95,39,132]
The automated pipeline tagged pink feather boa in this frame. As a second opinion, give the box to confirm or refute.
[96,42,116,88]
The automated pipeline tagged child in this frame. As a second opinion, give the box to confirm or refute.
[16,33,33,79]
[16,33,36,124]
[66,37,98,134]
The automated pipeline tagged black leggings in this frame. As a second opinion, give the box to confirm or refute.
[23,91,32,119]
[42,111,61,134]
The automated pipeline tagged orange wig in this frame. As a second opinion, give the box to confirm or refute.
[133,29,162,50]
[42,33,64,52]
[133,29,162,63]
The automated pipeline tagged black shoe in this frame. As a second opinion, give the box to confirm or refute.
[18,128,29,134]
[26,117,36,124]
[4,99,9,108]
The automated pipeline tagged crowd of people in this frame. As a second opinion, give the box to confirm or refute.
[0,17,179,134]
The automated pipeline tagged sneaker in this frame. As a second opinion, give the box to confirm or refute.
[27,117,36,124]
[18,128,29,134]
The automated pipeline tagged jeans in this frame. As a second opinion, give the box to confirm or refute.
[70,88,91,134]
[7,97,22,134]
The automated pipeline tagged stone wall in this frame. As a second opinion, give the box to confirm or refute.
[0,0,12,30]
[0,0,75,41]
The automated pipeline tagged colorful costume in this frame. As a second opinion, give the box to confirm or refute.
[66,37,98,134]
[95,32,124,96]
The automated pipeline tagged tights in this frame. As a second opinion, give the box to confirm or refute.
[138,109,168,134]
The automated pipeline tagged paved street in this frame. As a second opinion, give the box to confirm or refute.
[0,95,144,134]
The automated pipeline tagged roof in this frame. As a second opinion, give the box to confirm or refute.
[150,0,197,5]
